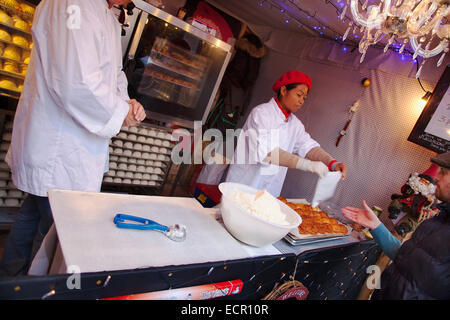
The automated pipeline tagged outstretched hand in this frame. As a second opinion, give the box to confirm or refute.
[341,200,381,230]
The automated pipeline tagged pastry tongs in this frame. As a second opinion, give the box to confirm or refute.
[113,214,186,242]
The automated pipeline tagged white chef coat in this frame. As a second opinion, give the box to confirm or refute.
[5,0,130,197]
[225,98,320,197]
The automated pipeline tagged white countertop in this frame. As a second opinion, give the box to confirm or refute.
[42,190,280,274]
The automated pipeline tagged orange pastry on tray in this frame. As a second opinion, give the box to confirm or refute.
[277,197,348,236]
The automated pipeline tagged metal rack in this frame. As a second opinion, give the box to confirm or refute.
[101,123,174,195]
[0,0,34,99]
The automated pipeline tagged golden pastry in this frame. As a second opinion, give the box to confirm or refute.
[0,76,17,90]
[0,9,12,26]
[277,197,349,236]
[20,3,35,16]
[0,27,11,42]
[2,45,20,60]
[3,60,19,73]
[11,15,29,32]
[0,0,19,10]
[11,34,28,47]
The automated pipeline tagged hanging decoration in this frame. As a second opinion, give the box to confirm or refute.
[341,0,450,78]
[336,99,361,147]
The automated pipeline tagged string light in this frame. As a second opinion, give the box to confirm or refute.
[255,0,421,62]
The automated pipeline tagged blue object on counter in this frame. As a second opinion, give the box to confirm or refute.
[113,214,168,232]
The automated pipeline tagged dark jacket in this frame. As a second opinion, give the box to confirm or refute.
[372,202,450,300]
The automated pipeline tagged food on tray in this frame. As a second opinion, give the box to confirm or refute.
[0,9,12,26]
[11,15,29,32]
[2,60,18,73]
[2,44,20,60]
[11,34,28,47]
[0,0,19,9]
[278,197,348,235]
[232,189,289,225]
[0,76,17,90]
[144,68,198,89]
[20,3,35,15]
[0,27,11,42]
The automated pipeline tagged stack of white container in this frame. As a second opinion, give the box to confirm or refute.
[0,119,25,207]
[104,125,173,188]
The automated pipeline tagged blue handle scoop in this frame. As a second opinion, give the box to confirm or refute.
[113,214,186,242]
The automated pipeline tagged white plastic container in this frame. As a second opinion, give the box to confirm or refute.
[218,182,302,247]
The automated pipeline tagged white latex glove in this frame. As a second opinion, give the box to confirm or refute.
[296,158,329,178]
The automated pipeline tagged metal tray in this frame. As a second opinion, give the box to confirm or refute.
[283,233,348,246]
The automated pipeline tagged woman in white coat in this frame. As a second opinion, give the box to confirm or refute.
[0,0,146,276]
[225,70,347,197]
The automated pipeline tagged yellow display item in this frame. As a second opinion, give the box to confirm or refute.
[11,34,28,47]
[3,44,21,60]
[17,83,22,91]
[0,27,11,42]
[28,41,32,49]
[0,9,12,26]
[3,60,19,73]
[0,0,19,10]
[23,56,28,64]
[20,3,35,15]
[0,76,17,91]
[11,15,28,32]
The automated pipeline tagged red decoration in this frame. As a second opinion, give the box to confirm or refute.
[192,2,234,43]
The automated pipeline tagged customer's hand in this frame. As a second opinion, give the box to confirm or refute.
[341,200,381,230]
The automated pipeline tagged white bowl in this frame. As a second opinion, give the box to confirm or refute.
[218,182,301,247]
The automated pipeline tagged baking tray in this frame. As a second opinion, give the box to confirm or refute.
[284,198,352,243]
[283,233,347,246]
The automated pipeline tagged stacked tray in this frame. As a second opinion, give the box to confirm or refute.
[103,125,174,188]
[0,0,35,98]
[0,119,26,207]
[281,198,352,246]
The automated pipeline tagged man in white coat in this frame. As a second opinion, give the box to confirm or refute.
[0,0,146,276]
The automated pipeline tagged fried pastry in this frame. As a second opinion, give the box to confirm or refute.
[278,197,348,236]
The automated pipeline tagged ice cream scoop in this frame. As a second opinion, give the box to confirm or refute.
[113,214,186,242]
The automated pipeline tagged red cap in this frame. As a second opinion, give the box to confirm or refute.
[422,163,439,178]
[272,70,312,93]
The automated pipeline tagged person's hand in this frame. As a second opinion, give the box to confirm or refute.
[341,200,381,230]
[334,162,347,180]
[296,158,329,178]
[129,99,146,122]
[122,100,146,127]
[309,161,329,178]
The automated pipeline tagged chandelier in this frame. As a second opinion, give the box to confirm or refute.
[340,0,450,77]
